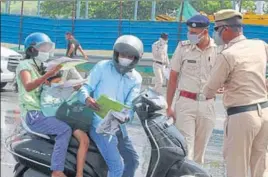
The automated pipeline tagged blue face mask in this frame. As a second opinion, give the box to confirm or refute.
[213,31,225,46]
[213,27,225,46]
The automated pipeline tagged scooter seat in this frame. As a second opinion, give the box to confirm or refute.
[47,135,99,152]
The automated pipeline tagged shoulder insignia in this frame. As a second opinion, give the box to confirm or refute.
[180,40,191,46]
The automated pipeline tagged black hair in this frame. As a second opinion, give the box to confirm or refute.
[160,33,168,39]
[65,32,73,36]
[24,47,46,75]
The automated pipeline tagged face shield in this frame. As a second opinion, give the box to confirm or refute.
[34,41,54,53]
[33,42,55,63]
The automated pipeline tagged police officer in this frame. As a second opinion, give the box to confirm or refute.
[203,9,268,177]
[166,15,218,164]
[152,33,169,93]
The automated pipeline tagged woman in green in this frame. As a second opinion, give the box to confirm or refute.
[16,32,71,177]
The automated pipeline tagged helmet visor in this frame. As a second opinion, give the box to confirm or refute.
[34,42,54,52]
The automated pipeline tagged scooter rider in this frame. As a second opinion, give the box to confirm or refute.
[78,35,143,177]
[16,32,72,177]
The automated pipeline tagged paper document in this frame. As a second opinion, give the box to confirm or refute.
[163,67,171,80]
[96,110,129,135]
[50,79,87,88]
[62,79,87,88]
[95,95,130,119]
[45,57,89,71]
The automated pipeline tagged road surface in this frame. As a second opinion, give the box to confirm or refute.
[1,84,226,177]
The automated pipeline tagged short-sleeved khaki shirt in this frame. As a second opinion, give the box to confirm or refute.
[152,39,169,65]
[170,39,218,93]
[204,35,268,108]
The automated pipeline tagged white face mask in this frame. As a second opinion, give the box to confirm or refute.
[118,57,133,66]
[187,30,205,45]
[35,52,50,62]
[160,38,168,44]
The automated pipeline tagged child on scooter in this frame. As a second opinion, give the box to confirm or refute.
[40,68,90,177]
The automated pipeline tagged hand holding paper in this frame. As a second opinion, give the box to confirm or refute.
[96,110,129,135]
[163,67,171,80]
[86,97,101,111]
[95,95,130,119]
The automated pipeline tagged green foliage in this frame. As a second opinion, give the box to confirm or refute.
[40,1,74,18]
[242,0,256,12]
[1,0,267,19]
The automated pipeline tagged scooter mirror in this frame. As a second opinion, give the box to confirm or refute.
[132,87,167,113]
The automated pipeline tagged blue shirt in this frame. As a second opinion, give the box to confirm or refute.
[78,60,142,137]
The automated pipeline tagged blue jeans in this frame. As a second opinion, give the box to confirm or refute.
[25,111,72,171]
[90,127,139,177]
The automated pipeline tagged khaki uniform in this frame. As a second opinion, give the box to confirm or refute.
[170,39,218,163]
[204,35,268,177]
[152,39,169,93]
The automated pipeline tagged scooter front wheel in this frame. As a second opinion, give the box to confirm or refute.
[165,159,211,177]
[13,163,28,177]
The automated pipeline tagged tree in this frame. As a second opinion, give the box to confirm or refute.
[40,1,74,18]
[39,0,264,20]
[241,0,256,12]
[191,0,232,15]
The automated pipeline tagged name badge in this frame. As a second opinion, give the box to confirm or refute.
[187,60,196,63]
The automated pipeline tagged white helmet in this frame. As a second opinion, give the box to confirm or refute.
[113,35,144,74]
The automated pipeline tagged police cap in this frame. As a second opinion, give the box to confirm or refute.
[214,9,242,22]
[186,14,210,28]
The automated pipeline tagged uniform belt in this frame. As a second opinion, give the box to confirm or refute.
[154,61,163,65]
[179,90,210,101]
[227,101,268,116]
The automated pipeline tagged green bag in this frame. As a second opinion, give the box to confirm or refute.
[56,100,93,133]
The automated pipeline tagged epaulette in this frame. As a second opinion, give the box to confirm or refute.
[180,40,191,46]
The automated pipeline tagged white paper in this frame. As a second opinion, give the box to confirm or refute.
[50,79,87,88]
[63,79,87,88]
[96,110,129,135]
[163,67,171,80]
[45,57,86,71]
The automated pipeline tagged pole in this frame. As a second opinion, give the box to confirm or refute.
[85,0,89,19]
[177,0,184,43]
[118,0,123,36]
[37,0,41,16]
[5,0,10,13]
[18,0,24,50]
[151,1,156,21]
[72,0,76,34]
[239,0,243,12]
[232,0,236,10]
[220,0,224,9]
[134,0,138,21]
[76,0,80,19]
